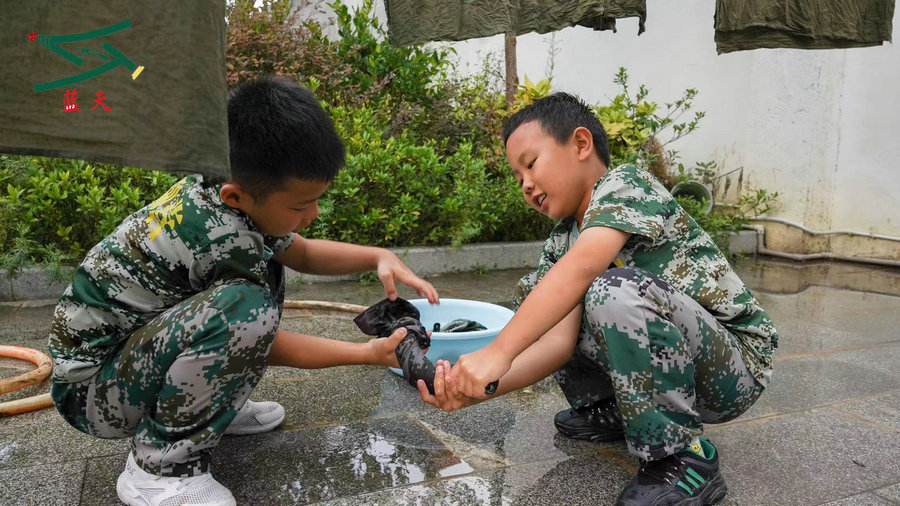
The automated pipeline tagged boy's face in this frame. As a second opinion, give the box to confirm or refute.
[506,120,593,221]
[235,177,329,237]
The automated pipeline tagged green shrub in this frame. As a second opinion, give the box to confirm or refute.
[0,155,179,274]
[594,68,705,186]
[306,105,550,247]
[677,188,779,255]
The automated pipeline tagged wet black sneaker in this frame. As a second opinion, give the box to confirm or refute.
[616,438,727,506]
[553,397,625,442]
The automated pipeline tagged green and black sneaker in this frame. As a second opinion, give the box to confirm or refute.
[616,438,727,506]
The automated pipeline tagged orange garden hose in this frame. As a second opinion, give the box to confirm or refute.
[0,345,54,416]
[0,301,368,416]
[282,299,367,314]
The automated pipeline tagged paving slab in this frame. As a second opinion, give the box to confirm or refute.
[251,365,434,430]
[209,416,475,505]
[873,482,900,502]
[757,287,900,356]
[0,411,128,471]
[820,494,897,505]
[0,459,86,506]
[742,343,900,419]
[705,407,900,506]
[80,454,127,506]
[316,451,635,506]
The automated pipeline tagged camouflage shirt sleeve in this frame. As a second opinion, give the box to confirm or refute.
[581,164,668,241]
[512,218,576,309]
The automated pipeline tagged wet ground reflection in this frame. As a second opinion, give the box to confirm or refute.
[214,417,474,504]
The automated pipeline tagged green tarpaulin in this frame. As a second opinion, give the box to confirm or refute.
[715,0,895,53]
[384,0,646,47]
[0,2,229,178]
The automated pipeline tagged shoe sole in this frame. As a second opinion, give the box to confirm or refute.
[554,423,626,443]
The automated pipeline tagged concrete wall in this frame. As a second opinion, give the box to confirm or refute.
[317,0,900,260]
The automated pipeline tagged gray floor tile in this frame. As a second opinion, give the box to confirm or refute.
[0,414,128,471]
[706,407,900,505]
[873,481,900,502]
[80,453,127,506]
[835,391,900,432]
[819,493,896,505]
[251,365,433,430]
[0,460,86,506]
[415,377,596,467]
[743,343,900,419]
[211,416,473,504]
[316,451,634,506]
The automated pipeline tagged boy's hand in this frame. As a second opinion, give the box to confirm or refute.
[376,251,439,303]
[366,326,409,368]
[418,360,476,412]
[451,345,512,399]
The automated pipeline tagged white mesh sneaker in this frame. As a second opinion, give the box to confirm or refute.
[116,452,236,506]
[224,400,285,436]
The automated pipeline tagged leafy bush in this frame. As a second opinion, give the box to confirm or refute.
[594,68,705,186]
[307,106,549,247]
[677,188,778,255]
[0,155,179,275]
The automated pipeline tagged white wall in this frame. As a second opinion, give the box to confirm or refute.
[329,0,900,259]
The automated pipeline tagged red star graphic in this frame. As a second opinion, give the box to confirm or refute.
[28,31,38,41]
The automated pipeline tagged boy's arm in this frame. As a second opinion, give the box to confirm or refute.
[452,226,629,398]
[275,235,438,302]
[419,305,583,411]
[268,327,408,369]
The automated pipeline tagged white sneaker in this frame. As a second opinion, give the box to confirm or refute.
[116,452,236,506]
[224,400,285,436]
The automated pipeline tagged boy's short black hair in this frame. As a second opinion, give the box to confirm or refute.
[228,76,345,199]
[502,92,611,168]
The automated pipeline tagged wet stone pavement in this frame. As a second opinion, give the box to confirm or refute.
[1,258,900,505]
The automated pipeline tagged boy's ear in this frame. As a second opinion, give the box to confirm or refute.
[220,181,252,210]
[572,127,595,162]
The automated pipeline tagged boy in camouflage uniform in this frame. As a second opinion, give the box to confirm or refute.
[419,93,777,506]
[49,76,438,506]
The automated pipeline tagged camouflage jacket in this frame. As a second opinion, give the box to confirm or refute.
[517,164,778,386]
[48,175,294,383]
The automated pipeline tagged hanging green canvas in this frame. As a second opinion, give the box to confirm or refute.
[383,0,646,47]
[0,2,230,178]
[715,0,895,53]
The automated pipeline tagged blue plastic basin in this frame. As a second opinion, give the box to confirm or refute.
[388,298,514,376]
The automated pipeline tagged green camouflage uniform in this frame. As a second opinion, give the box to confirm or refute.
[48,175,293,477]
[513,164,778,461]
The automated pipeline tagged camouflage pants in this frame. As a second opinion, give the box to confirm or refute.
[525,267,764,461]
[50,279,280,477]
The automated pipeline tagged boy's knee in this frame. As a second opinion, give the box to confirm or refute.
[584,267,641,312]
[207,281,280,337]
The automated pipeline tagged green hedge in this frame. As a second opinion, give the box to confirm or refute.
[0,156,180,275]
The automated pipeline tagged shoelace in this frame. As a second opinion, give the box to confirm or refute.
[639,455,688,486]
[585,400,622,426]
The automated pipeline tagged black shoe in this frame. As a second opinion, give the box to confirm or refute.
[616,438,727,506]
[553,397,625,442]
